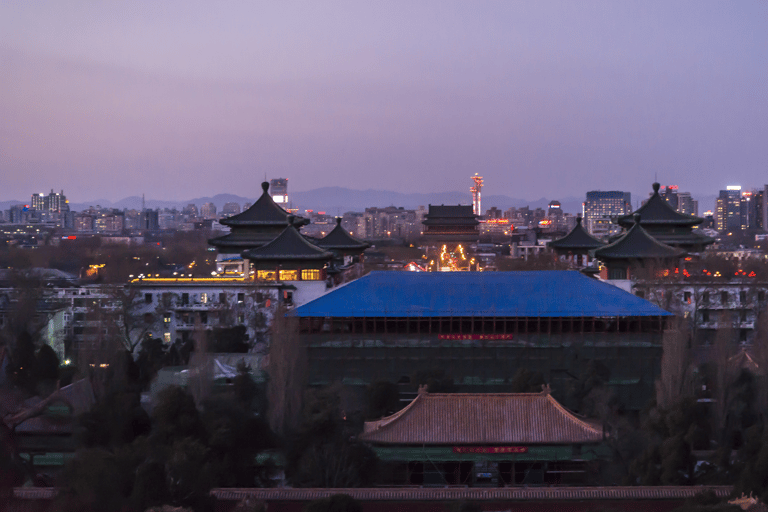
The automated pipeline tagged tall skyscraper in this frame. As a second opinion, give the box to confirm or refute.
[583,191,632,238]
[715,186,742,232]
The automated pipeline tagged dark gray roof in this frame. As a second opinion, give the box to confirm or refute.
[242,225,333,262]
[618,183,703,227]
[422,204,479,226]
[549,217,605,251]
[219,182,308,228]
[315,218,371,252]
[593,218,686,260]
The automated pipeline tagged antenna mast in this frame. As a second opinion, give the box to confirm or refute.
[470,174,483,216]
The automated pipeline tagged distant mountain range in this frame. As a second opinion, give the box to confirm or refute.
[0,188,717,217]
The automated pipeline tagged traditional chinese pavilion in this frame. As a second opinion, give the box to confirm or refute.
[616,183,713,252]
[315,217,371,265]
[548,215,605,267]
[421,205,479,244]
[209,181,309,257]
[359,389,608,486]
[241,218,333,283]
[294,271,671,412]
[593,215,685,280]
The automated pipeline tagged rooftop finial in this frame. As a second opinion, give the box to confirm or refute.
[335,216,342,226]
[576,214,582,225]
[287,214,295,226]
[634,213,642,224]
[652,182,660,194]
[261,181,269,193]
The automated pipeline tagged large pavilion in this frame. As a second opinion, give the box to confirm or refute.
[359,389,609,486]
[293,270,671,412]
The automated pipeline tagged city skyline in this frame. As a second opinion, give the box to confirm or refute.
[2,1,767,202]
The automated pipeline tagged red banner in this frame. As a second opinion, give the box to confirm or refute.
[452,446,528,454]
[438,334,513,341]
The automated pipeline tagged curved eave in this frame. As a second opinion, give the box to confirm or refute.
[549,225,604,251]
[593,225,686,260]
[617,187,703,227]
[316,225,372,251]
[221,217,309,227]
[618,216,703,227]
[243,253,332,261]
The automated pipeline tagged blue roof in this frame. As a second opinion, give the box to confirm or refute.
[293,271,671,318]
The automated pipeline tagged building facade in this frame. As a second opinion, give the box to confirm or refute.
[583,191,632,239]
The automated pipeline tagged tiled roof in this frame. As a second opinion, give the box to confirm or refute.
[359,392,604,445]
[15,379,95,434]
[593,220,686,260]
[211,486,733,502]
[242,226,333,261]
[292,270,672,318]
[549,216,605,251]
[315,218,371,252]
[618,183,703,227]
[219,182,308,228]
[423,205,479,226]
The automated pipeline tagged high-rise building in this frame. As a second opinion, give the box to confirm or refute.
[583,191,631,238]
[201,202,217,219]
[270,178,289,205]
[30,189,69,213]
[654,186,699,217]
[222,202,241,216]
[715,186,742,232]
[183,204,198,217]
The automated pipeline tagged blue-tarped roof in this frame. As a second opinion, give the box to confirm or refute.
[293,271,672,318]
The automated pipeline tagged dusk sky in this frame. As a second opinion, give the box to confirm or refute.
[2,1,766,203]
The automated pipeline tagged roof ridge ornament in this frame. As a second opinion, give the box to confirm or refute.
[418,384,429,395]
[540,383,552,395]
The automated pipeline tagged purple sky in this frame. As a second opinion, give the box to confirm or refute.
[2,1,767,203]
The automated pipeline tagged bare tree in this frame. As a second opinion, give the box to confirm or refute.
[267,305,306,436]
[711,312,739,445]
[656,317,694,408]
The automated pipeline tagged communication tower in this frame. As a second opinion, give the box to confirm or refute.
[470,174,483,216]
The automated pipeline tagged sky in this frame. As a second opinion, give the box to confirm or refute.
[2,1,767,203]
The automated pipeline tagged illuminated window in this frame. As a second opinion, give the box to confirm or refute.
[301,269,321,280]
[201,293,208,304]
[163,313,171,324]
[257,270,277,280]
[164,332,171,344]
[279,270,299,281]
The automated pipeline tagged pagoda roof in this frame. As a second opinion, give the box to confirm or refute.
[359,391,604,445]
[208,230,284,250]
[242,223,333,262]
[593,216,686,260]
[220,182,308,228]
[315,218,371,251]
[618,183,703,228]
[549,216,605,251]
[293,270,672,318]
[422,205,479,226]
